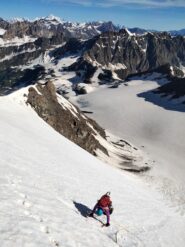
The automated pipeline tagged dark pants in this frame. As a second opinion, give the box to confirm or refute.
[92,203,110,224]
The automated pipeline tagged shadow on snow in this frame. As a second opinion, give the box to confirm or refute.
[73,201,92,218]
[138,90,185,113]
[73,201,104,224]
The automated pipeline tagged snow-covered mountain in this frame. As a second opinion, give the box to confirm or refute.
[1,15,184,41]
[67,30,185,80]
[0,15,119,40]
[0,20,185,100]
[169,29,185,36]
[1,86,185,247]
[0,15,185,246]
[26,81,146,171]
[0,15,184,164]
[127,27,185,37]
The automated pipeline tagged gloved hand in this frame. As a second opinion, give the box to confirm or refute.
[105,223,110,227]
[89,212,94,217]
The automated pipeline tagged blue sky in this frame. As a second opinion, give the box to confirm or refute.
[0,0,185,31]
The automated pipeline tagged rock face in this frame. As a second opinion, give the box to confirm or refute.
[27,81,108,156]
[26,81,146,171]
[0,34,65,92]
[155,76,185,100]
[0,16,185,99]
[0,17,119,93]
[0,18,9,32]
[0,17,118,40]
[2,19,63,40]
[70,30,185,82]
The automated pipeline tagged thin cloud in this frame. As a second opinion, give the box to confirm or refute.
[42,0,185,8]
[98,0,185,8]
[41,0,92,6]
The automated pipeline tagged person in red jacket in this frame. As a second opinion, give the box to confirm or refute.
[89,192,113,227]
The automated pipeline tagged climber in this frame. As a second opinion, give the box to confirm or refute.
[89,192,113,227]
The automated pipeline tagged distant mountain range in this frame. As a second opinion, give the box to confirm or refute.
[0,15,184,102]
[129,27,185,36]
[0,15,184,39]
[0,15,119,40]
[169,29,185,36]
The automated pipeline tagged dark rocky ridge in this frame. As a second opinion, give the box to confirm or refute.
[0,65,46,95]
[0,18,10,31]
[27,81,108,156]
[0,34,65,63]
[135,64,185,101]
[155,76,185,101]
[0,17,185,103]
[2,20,63,40]
[26,81,147,171]
[0,17,119,40]
[0,34,66,92]
[69,30,185,82]
[0,17,119,93]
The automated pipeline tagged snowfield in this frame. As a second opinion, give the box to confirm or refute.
[0,88,185,246]
[0,28,6,35]
[75,79,185,180]
[71,76,185,213]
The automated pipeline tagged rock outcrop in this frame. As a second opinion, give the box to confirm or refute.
[27,81,108,156]
[26,81,147,172]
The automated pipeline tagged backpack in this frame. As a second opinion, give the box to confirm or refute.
[98,195,111,208]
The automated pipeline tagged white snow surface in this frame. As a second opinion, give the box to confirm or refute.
[0,28,6,35]
[0,36,37,47]
[10,18,29,23]
[1,88,185,246]
[71,78,185,213]
[179,64,185,77]
[43,15,62,23]
[0,48,38,62]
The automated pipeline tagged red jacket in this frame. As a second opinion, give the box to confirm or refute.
[98,195,112,208]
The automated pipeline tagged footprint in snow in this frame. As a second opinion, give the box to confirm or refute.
[40,225,60,246]
[40,225,50,234]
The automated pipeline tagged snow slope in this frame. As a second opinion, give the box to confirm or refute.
[71,77,185,212]
[0,89,185,247]
[0,28,6,35]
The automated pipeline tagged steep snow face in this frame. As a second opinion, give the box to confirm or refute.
[43,15,63,23]
[0,88,185,246]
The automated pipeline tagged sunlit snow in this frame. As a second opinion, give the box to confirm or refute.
[0,83,185,247]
